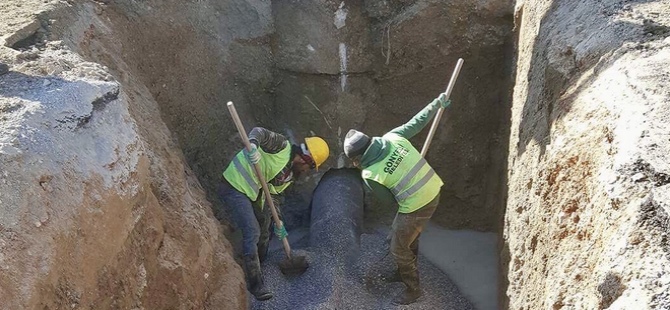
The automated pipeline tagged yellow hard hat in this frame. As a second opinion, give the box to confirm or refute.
[304,136,329,170]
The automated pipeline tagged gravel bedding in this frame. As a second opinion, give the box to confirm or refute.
[251,226,474,310]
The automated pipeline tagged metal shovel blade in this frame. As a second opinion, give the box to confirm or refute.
[279,255,309,276]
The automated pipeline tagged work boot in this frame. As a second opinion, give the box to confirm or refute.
[380,269,402,283]
[243,254,273,301]
[393,287,422,305]
[393,265,421,305]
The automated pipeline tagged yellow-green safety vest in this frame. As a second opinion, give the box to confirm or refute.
[361,133,443,213]
[223,144,293,206]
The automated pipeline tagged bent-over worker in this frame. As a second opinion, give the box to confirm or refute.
[219,127,329,301]
[343,94,451,305]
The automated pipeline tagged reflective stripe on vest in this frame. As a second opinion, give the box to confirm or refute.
[396,168,436,201]
[390,157,428,197]
[232,155,260,194]
[361,133,443,213]
[222,143,292,203]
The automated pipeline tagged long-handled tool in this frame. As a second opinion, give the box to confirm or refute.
[420,58,464,156]
[226,101,309,276]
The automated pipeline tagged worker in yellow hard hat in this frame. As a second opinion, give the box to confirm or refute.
[218,127,328,301]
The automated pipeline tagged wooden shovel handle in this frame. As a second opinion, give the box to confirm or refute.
[420,58,464,157]
[226,102,293,259]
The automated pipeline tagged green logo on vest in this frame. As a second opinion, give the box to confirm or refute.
[383,145,410,174]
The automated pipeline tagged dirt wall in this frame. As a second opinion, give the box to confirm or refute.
[42,0,514,235]
[46,0,279,220]
[273,0,514,231]
[0,1,246,308]
[504,0,670,308]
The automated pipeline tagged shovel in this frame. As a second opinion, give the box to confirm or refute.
[226,101,309,276]
[376,59,464,267]
[420,58,464,156]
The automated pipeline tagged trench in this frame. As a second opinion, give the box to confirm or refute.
[47,1,515,309]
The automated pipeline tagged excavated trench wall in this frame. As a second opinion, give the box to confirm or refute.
[272,0,515,232]
[48,0,279,223]
[505,0,670,308]
[1,1,249,308]
[46,0,515,234]
[1,0,515,308]
[24,0,670,308]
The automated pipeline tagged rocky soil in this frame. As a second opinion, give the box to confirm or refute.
[1,0,515,306]
[5,0,669,308]
[1,1,245,308]
[504,0,670,308]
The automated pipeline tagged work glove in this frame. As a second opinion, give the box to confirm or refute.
[436,93,452,108]
[274,220,288,240]
[244,144,261,165]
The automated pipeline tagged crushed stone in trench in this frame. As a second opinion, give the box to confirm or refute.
[253,226,474,310]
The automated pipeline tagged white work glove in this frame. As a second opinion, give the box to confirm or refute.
[244,144,261,165]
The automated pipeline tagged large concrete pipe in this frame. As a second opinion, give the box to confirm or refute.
[309,168,365,257]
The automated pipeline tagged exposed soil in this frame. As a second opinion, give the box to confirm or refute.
[2,0,669,309]
[1,1,245,308]
[504,0,670,308]
[272,0,514,232]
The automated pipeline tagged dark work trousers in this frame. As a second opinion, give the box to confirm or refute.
[218,180,272,259]
[390,193,440,292]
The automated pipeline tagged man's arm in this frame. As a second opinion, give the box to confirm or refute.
[388,95,449,139]
[248,127,289,154]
